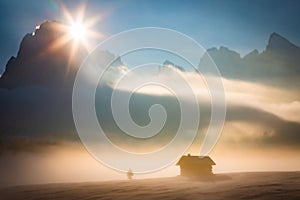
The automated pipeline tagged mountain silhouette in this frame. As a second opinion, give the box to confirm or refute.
[1,24,299,90]
[162,60,185,72]
[267,32,300,54]
[0,21,87,89]
[199,32,300,88]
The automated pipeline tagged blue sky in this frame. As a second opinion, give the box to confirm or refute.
[0,0,300,73]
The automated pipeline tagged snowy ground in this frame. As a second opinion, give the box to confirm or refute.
[1,172,299,200]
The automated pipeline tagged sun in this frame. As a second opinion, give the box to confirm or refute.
[44,3,103,73]
[58,3,103,48]
[69,22,86,40]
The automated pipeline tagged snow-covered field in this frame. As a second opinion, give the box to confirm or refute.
[1,172,299,200]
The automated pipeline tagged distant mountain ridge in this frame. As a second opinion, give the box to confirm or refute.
[0,20,299,89]
[199,32,300,88]
[266,32,300,53]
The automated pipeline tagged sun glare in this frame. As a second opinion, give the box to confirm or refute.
[44,3,103,73]
[69,22,86,40]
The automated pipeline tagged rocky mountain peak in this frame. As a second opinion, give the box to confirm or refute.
[266,32,298,53]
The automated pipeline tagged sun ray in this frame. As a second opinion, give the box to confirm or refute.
[46,33,71,53]
[60,4,75,24]
[66,40,79,74]
[76,3,86,23]
[84,15,102,28]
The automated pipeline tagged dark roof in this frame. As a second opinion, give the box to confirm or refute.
[176,155,216,166]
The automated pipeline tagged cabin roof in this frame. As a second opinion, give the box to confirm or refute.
[176,155,216,166]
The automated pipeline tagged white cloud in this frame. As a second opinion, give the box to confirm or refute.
[107,65,300,123]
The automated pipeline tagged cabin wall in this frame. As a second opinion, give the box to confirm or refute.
[180,164,213,177]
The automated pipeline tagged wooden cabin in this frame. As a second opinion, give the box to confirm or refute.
[176,154,215,177]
